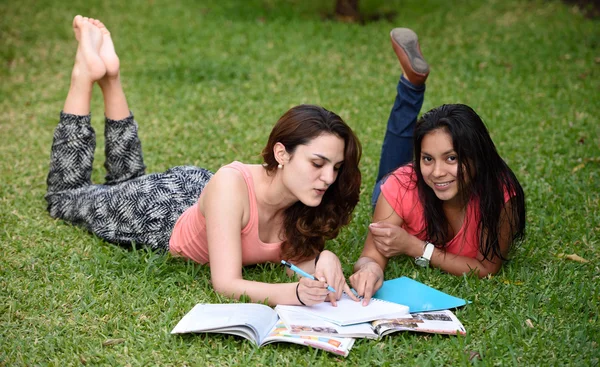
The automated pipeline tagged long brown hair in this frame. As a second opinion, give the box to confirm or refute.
[261,104,362,261]
[413,104,526,260]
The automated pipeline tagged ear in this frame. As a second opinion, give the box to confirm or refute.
[273,142,290,165]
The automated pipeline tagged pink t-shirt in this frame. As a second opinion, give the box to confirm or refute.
[381,165,511,259]
[169,161,283,265]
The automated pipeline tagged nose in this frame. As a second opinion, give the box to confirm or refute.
[321,166,336,186]
[432,161,446,178]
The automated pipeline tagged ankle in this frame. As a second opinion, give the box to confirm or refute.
[400,74,426,90]
[70,68,95,90]
[98,74,121,89]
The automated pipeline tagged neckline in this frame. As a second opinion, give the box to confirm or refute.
[234,162,282,246]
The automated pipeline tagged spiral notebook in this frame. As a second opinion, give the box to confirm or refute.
[275,293,409,326]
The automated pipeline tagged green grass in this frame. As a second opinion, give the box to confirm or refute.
[1,0,599,365]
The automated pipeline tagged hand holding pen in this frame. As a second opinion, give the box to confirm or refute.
[282,260,336,292]
[282,256,359,306]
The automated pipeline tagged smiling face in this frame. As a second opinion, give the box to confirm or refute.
[280,133,345,207]
[419,128,466,206]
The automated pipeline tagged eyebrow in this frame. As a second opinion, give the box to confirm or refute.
[313,154,344,165]
[421,149,456,156]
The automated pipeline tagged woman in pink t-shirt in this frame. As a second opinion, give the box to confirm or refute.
[350,28,526,303]
[45,16,362,306]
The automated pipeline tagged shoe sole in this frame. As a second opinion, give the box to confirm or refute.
[390,28,429,75]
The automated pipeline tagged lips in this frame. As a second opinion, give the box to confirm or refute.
[433,180,454,189]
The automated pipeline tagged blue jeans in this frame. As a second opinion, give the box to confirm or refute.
[371,75,426,207]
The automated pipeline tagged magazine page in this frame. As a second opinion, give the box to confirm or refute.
[275,307,378,339]
[373,309,466,337]
[261,322,355,357]
[171,303,279,344]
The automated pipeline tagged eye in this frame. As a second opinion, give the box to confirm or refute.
[421,156,432,163]
[312,162,324,168]
[447,155,458,163]
[333,165,342,172]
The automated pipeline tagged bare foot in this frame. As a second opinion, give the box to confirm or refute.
[89,18,120,78]
[72,16,106,83]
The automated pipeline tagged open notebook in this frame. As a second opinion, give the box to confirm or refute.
[275,293,409,326]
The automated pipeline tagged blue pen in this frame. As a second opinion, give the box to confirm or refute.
[281,260,336,293]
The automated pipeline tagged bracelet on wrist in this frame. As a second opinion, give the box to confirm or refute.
[295,283,306,306]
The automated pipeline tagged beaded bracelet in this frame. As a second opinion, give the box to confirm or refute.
[295,283,306,306]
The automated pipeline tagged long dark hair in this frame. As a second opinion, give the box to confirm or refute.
[412,104,526,260]
[261,104,362,261]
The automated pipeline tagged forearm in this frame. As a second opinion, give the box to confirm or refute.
[213,278,301,306]
[353,256,384,274]
[429,250,501,278]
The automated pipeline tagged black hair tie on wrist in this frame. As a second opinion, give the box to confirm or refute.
[314,252,321,267]
[296,283,306,306]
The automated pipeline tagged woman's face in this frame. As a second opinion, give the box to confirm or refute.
[419,128,464,205]
[282,133,345,207]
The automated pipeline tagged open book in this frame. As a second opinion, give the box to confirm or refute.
[275,293,410,326]
[276,307,466,338]
[170,303,355,357]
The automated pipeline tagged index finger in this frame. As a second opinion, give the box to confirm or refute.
[369,225,391,238]
[362,279,376,306]
[301,276,327,289]
[327,291,338,307]
[343,283,360,302]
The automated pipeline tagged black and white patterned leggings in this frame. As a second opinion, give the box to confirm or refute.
[45,111,213,251]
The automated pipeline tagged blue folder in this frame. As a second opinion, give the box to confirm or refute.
[373,276,468,313]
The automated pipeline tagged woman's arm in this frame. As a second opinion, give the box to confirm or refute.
[424,199,517,278]
[286,251,359,306]
[349,194,400,304]
[203,168,329,306]
[366,197,518,279]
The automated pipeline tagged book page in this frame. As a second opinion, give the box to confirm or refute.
[276,293,409,326]
[171,303,279,344]
[275,307,377,339]
[261,322,355,357]
[373,309,466,336]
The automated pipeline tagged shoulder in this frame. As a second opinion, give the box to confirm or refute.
[213,162,248,186]
[199,162,250,212]
[378,165,421,217]
[381,165,418,199]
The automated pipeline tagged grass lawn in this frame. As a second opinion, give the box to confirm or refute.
[1,0,598,365]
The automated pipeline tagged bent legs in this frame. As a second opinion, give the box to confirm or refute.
[44,16,214,250]
[371,28,430,207]
[45,110,212,250]
[371,76,425,207]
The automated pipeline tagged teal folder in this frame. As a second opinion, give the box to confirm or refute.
[373,276,468,313]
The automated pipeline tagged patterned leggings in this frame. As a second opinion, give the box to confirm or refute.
[45,111,213,251]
